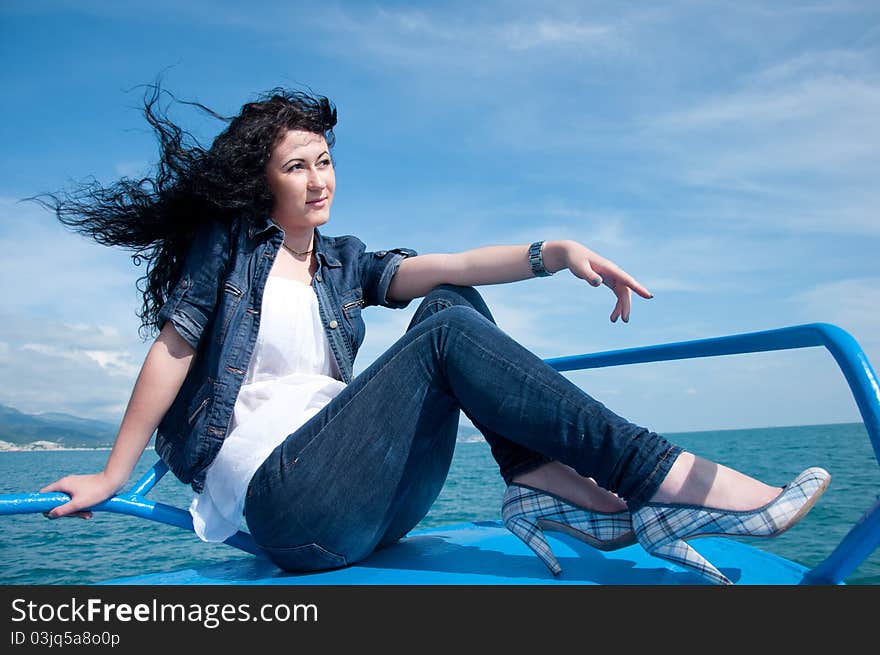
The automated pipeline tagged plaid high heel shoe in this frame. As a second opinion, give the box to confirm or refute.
[632,467,831,585]
[502,483,636,575]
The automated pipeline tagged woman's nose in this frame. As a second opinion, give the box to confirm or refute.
[307,167,326,189]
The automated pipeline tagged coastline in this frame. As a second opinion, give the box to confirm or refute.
[1,421,862,452]
[0,441,155,453]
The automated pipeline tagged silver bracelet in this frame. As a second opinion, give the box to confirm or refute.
[528,240,553,277]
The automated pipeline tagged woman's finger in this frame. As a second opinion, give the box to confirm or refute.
[601,267,652,299]
[619,271,652,299]
[580,262,603,287]
[568,254,604,287]
[39,480,64,494]
[622,287,632,322]
[610,299,622,323]
[45,509,92,520]
[46,500,80,519]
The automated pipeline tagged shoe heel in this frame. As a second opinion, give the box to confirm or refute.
[650,539,732,585]
[505,516,562,575]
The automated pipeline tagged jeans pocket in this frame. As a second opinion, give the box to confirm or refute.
[262,542,348,572]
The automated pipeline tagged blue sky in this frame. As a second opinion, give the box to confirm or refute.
[1,1,878,434]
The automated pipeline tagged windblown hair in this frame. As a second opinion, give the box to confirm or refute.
[34,83,337,339]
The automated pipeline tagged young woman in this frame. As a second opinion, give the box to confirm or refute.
[39,86,829,585]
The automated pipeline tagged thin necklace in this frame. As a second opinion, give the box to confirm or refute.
[282,241,314,257]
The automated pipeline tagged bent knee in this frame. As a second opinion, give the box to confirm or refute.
[438,304,490,328]
[423,285,495,323]
[425,283,479,302]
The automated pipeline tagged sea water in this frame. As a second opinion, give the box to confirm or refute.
[1,422,878,585]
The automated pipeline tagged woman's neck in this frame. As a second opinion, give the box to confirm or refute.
[273,222,315,253]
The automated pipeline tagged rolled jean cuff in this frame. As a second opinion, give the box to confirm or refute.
[500,452,553,485]
[624,444,683,511]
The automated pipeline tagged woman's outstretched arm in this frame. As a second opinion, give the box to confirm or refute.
[40,323,195,519]
[387,239,653,323]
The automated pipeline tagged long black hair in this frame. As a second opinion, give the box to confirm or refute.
[33,83,337,339]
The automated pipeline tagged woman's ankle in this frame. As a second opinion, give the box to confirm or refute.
[650,451,780,510]
[512,461,628,512]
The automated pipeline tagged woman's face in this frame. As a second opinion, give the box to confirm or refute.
[265,129,335,230]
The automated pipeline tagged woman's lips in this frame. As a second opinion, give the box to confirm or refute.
[306,197,328,207]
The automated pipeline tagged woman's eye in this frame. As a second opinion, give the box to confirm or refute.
[285,163,303,172]
[319,158,332,167]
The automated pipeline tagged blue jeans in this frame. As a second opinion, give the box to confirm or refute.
[244,285,681,572]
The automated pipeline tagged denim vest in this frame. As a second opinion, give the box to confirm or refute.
[155,216,417,492]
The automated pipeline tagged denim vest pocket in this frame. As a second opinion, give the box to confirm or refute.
[186,378,214,427]
[340,287,364,318]
[339,287,365,352]
[219,280,245,343]
[261,542,347,572]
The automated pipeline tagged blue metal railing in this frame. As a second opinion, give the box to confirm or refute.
[0,459,262,556]
[1,322,878,583]
[544,322,880,584]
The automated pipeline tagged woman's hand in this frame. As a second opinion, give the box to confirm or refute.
[552,240,653,323]
[35,325,196,522]
[39,471,123,520]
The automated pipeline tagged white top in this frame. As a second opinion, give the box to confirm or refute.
[189,276,347,542]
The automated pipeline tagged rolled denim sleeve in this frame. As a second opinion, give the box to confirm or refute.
[359,246,418,309]
[157,221,231,351]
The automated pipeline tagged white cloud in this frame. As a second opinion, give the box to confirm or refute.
[21,343,73,360]
[21,340,141,378]
[641,52,880,235]
[82,350,140,377]
[0,196,141,319]
[495,19,621,52]
[2,312,149,421]
[655,77,878,132]
[5,340,144,422]
[281,3,638,78]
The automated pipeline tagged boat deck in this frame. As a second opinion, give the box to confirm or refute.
[101,520,810,585]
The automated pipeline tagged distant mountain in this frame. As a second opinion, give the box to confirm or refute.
[0,405,119,448]
[0,404,479,450]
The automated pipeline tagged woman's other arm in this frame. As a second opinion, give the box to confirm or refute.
[387,239,653,323]
[40,323,195,518]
